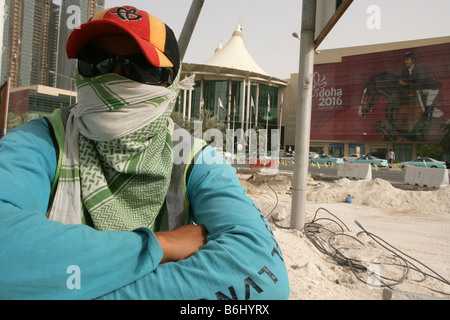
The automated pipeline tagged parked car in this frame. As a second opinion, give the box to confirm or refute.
[366,152,387,159]
[400,157,447,169]
[310,154,344,165]
[309,152,319,159]
[343,154,361,161]
[348,155,388,167]
[446,160,450,169]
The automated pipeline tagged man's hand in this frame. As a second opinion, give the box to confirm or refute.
[155,224,207,264]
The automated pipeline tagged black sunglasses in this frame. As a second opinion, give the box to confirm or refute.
[77,47,175,85]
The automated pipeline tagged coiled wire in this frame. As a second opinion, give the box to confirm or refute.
[263,183,449,298]
[304,207,450,297]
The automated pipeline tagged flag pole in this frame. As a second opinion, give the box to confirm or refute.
[265,95,270,156]
[279,94,283,151]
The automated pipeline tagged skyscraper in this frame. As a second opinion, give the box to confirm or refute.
[56,0,104,90]
[1,0,60,88]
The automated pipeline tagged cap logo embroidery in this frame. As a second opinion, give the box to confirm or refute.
[110,7,143,21]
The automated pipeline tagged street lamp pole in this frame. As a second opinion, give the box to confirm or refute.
[290,0,316,232]
[363,132,367,155]
[49,71,76,105]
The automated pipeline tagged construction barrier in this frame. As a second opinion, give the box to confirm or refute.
[249,158,279,175]
[404,166,419,185]
[337,163,372,180]
[404,166,449,188]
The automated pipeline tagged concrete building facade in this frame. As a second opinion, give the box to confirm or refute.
[56,0,104,90]
[281,36,450,161]
[1,0,60,88]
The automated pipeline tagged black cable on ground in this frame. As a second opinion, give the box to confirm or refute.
[262,182,449,297]
[265,183,291,230]
[305,207,450,296]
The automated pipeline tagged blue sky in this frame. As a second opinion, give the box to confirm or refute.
[56,0,450,80]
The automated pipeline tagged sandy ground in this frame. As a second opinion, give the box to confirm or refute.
[237,168,450,300]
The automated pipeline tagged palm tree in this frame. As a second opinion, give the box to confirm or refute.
[171,111,193,132]
[198,109,226,148]
[171,109,226,146]
[198,109,225,132]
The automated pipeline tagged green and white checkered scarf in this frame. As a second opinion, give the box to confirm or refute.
[47,71,193,231]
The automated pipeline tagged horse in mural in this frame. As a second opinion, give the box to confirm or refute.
[358,71,439,141]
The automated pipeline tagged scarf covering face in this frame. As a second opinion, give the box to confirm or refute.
[47,70,193,231]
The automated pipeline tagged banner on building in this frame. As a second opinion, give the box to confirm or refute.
[0,79,11,138]
[311,43,450,144]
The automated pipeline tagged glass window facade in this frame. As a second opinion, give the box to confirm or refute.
[393,144,412,163]
[256,84,278,128]
[57,0,105,90]
[176,79,281,133]
[28,90,75,114]
[9,89,75,116]
[1,0,60,88]
[203,80,229,122]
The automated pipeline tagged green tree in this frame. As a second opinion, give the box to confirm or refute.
[6,112,42,132]
[171,111,193,132]
[417,144,443,160]
[171,109,226,147]
[440,120,450,159]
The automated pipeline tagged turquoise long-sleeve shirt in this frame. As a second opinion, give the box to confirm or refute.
[0,118,289,300]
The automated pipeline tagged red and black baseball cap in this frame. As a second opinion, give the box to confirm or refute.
[66,6,180,72]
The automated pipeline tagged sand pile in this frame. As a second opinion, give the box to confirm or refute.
[238,169,450,300]
[240,170,450,215]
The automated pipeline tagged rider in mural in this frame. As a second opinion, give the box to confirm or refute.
[399,51,443,119]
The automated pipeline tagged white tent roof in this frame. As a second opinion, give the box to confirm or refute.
[204,23,270,77]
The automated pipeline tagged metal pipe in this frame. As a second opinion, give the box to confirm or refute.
[178,0,205,61]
